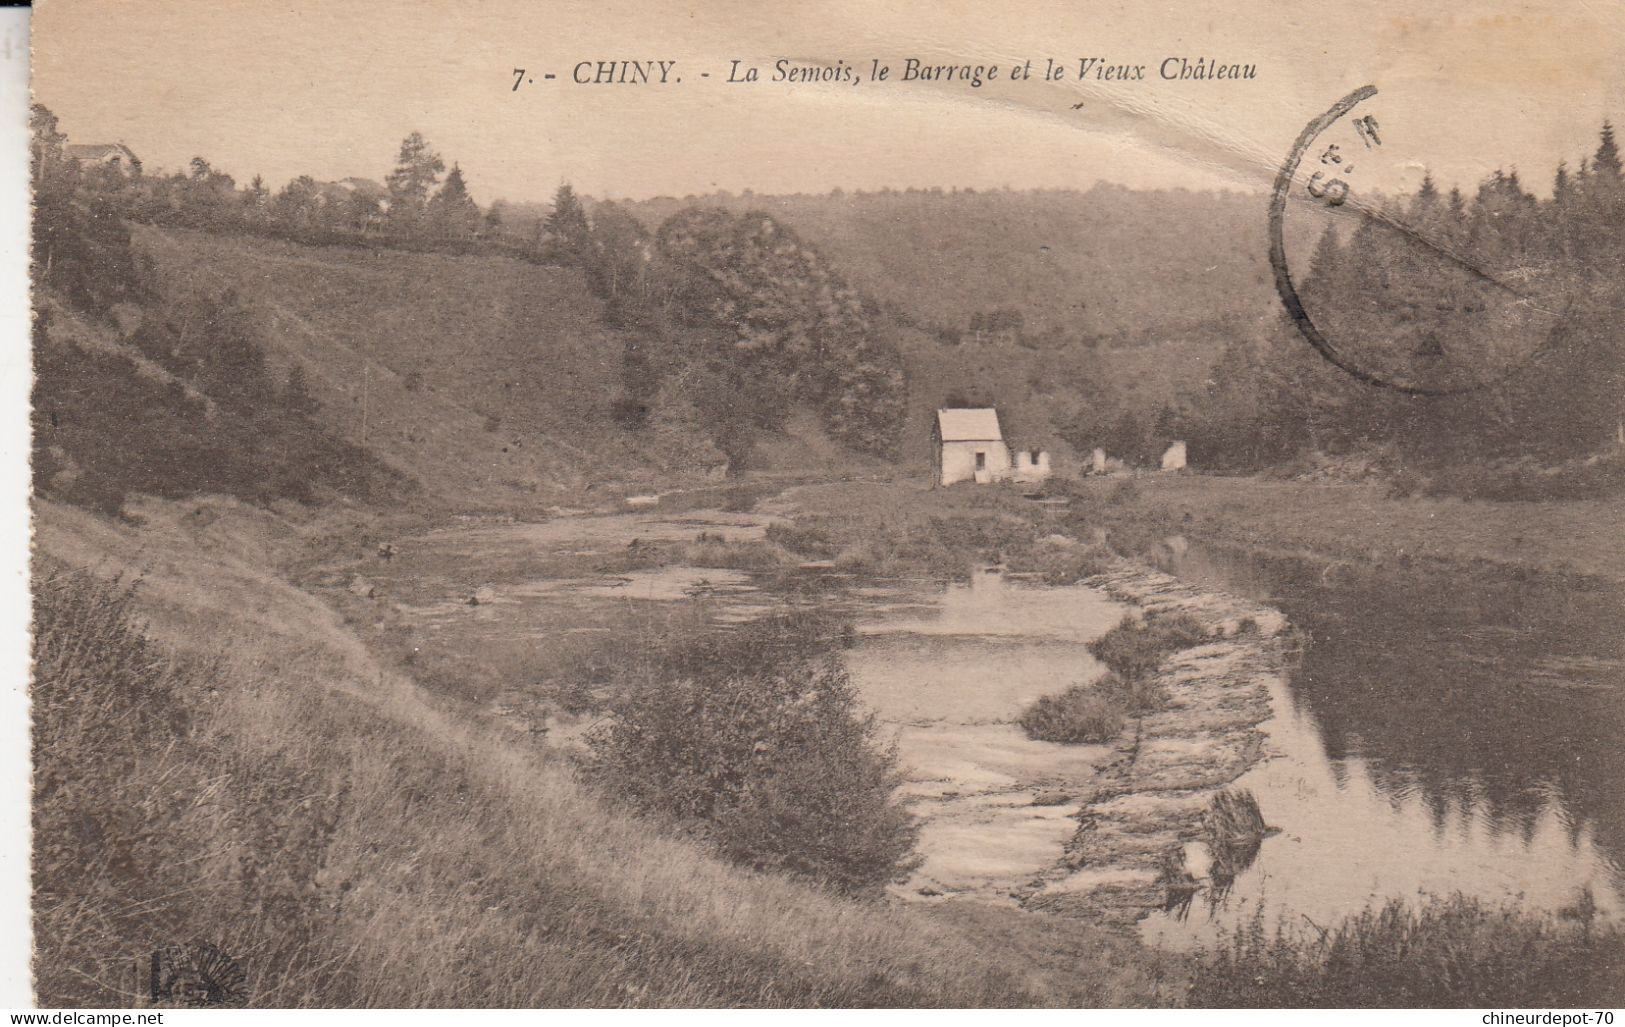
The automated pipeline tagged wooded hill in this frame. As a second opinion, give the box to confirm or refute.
[574,185,1287,347]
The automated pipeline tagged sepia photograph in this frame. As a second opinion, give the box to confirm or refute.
[18,0,1625,1011]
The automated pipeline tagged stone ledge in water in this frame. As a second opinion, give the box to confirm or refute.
[1017,559,1292,925]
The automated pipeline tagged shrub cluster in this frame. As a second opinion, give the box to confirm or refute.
[1016,684,1125,744]
[33,321,400,517]
[584,612,919,894]
[1018,611,1211,745]
[1088,612,1210,684]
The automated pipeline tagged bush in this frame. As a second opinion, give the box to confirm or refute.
[1189,894,1625,1007]
[1098,668,1170,714]
[1088,612,1210,683]
[1017,684,1125,743]
[584,614,919,894]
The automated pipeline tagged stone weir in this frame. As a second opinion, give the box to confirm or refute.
[1021,565,1295,925]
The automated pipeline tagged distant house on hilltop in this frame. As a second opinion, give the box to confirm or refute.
[64,143,141,173]
[317,177,387,206]
[318,177,390,229]
[931,407,1050,487]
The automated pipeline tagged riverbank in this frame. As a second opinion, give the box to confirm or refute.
[750,478,1296,926]
[33,473,1625,1006]
[1090,473,1625,585]
[33,490,1188,1006]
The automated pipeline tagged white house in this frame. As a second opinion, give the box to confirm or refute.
[931,408,1051,487]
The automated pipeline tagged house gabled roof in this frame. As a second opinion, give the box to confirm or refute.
[935,408,1003,442]
[64,143,140,164]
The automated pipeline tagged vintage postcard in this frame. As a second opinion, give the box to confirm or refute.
[20,0,1625,1011]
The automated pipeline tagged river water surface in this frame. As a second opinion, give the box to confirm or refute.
[1136,540,1625,948]
[383,508,1624,946]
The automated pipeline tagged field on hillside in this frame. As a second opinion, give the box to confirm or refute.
[134,227,729,505]
[134,226,918,504]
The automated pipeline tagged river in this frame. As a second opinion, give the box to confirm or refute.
[373,504,1624,947]
[1134,538,1625,947]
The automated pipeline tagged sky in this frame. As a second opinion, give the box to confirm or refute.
[30,0,1625,205]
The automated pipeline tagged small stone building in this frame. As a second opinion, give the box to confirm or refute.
[1160,440,1188,472]
[931,408,1050,487]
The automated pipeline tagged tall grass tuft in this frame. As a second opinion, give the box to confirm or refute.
[1087,612,1211,686]
[1202,788,1269,895]
[1189,894,1625,1007]
[1017,684,1126,744]
[33,570,347,1006]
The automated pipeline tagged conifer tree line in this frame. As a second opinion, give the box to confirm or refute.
[1139,123,1625,498]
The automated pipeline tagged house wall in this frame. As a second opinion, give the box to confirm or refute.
[940,439,1011,486]
[1160,440,1188,471]
[1013,448,1052,483]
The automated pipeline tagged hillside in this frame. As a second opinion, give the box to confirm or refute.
[33,492,1179,1006]
[619,185,1287,343]
[610,185,1310,454]
[132,226,719,504]
[125,185,1293,499]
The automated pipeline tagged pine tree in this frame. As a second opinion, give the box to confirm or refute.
[384,132,445,225]
[29,103,66,176]
[545,183,591,261]
[427,163,481,238]
[1304,223,1344,296]
[281,363,320,417]
[1447,186,1466,221]
[1413,170,1439,212]
[1594,121,1622,180]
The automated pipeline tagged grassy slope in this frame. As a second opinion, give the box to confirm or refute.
[32,494,1180,1007]
[133,226,733,506]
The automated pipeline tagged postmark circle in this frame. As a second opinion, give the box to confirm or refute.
[1268,86,1558,396]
